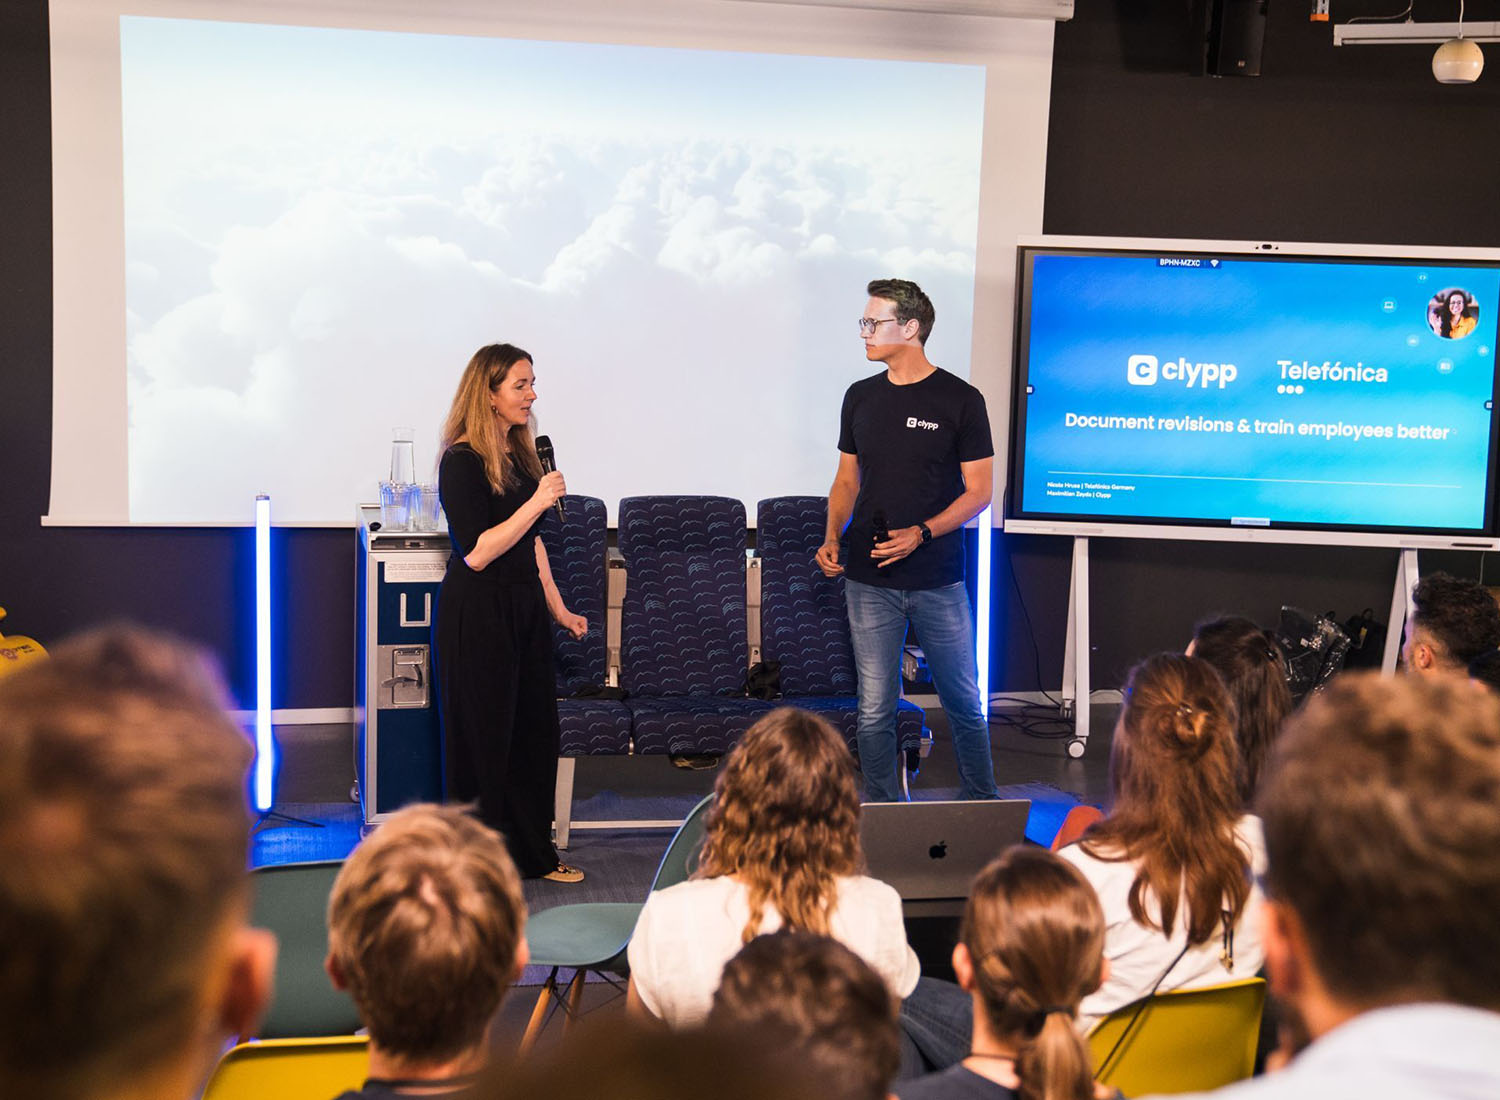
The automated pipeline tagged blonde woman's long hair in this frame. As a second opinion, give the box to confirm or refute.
[439,343,542,493]
[962,847,1105,1100]
[695,708,863,943]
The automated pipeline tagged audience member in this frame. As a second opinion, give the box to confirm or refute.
[1402,570,1500,675]
[325,803,528,1099]
[476,1018,827,1100]
[708,930,902,1100]
[1187,616,1293,805]
[0,625,274,1100]
[627,706,919,1026]
[898,847,1106,1100]
[1058,653,1264,1028]
[1156,672,1500,1098]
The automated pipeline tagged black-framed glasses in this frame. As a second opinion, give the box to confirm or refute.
[858,317,901,336]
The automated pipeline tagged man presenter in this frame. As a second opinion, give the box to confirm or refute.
[816,278,998,802]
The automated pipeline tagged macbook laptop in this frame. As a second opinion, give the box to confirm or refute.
[860,799,1032,901]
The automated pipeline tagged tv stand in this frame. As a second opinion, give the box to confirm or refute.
[1059,537,1090,759]
[1382,548,1418,674]
[1059,539,1415,757]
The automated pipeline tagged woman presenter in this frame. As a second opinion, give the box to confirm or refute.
[434,343,586,883]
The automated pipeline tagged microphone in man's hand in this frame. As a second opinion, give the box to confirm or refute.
[534,435,565,521]
[872,509,890,547]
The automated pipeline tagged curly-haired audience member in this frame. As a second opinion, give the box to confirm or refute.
[1188,616,1293,805]
[1404,570,1500,675]
[709,931,902,1100]
[627,707,919,1026]
[325,803,528,1099]
[0,626,275,1100]
[1155,673,1500,1098]
[1059,654,1265,1029]
[899,847,1107,1100]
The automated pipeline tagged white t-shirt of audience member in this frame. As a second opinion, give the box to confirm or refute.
[1058,814,1268,1030]
[628,874,921,1027]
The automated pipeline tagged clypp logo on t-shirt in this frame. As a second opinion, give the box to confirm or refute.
[905,417,940,431]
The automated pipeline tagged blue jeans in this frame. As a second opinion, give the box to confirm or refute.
[900,977,974,1072]
[845,578,997,802]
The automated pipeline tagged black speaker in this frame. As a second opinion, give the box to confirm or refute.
[1194,0,1268,77]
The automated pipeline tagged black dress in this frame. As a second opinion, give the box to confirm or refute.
[434,443,560,878]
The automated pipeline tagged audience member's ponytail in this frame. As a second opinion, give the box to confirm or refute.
[1022,1008,1092,1100]
[962,847,1103,1100]
[1081,653,1249,945]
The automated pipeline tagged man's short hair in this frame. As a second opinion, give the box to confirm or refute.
[327,804,526,1061]
[476,1018,826,1100]
[1469,648,1500,694]
[867,278,935,345]
[0,625,253,1098]
[1258,672,1500,1011]
[707,931,900,1100]
[1410,571,1500,668]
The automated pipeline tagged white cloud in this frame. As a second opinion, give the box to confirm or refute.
[124,122,981,522]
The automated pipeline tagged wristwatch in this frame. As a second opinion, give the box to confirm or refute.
[917,522,932,544]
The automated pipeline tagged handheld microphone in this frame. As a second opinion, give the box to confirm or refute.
[534,435,565,521]
[872,508,890,547]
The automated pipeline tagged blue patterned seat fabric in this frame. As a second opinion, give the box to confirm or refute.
[538,495,629,756]
[618,496,765,755]
[756,496,926,760]
[624,696,774,756]
[554,697,632,757]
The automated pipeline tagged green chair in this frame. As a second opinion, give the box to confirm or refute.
[1088,976,1267,1096]
[521,793,713,1051]
[249,859,363,1038]
[201,1036,369,1100]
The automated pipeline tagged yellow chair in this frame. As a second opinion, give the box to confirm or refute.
[201,1036,369,1100]
[1087,976,1266,1097]
[0,607,47,679]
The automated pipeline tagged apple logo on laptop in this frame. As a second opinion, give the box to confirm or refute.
[928,840,947,860]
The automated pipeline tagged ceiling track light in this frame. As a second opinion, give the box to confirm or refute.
[1435,0,1484,82]
[1332,4,1490,83]
[1433,35,1484,82]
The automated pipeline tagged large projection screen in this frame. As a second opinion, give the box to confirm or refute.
[48,0,1054,526]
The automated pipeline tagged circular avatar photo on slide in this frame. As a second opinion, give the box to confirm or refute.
[1428,287,1479,340]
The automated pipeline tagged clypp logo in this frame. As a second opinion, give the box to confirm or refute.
[906,417,918,427]
[906,417,939,431]
[1126,353,1238,389]
[1127,354,1159,386]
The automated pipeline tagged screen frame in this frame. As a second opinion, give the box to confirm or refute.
[45,0,1055,528]
[1003,234,1500,550]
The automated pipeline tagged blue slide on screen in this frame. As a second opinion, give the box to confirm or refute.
[1014,252,1500,533]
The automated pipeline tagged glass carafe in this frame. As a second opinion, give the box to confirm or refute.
[390,427,416,484]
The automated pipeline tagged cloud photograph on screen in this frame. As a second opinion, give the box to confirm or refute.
[119,16,985,523]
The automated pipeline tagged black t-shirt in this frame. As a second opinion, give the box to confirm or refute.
[895,1063,1019,1100]
[438,443,542,585]
[837,367,993,590]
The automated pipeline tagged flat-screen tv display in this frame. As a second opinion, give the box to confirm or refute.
[1005,237,1500,548]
